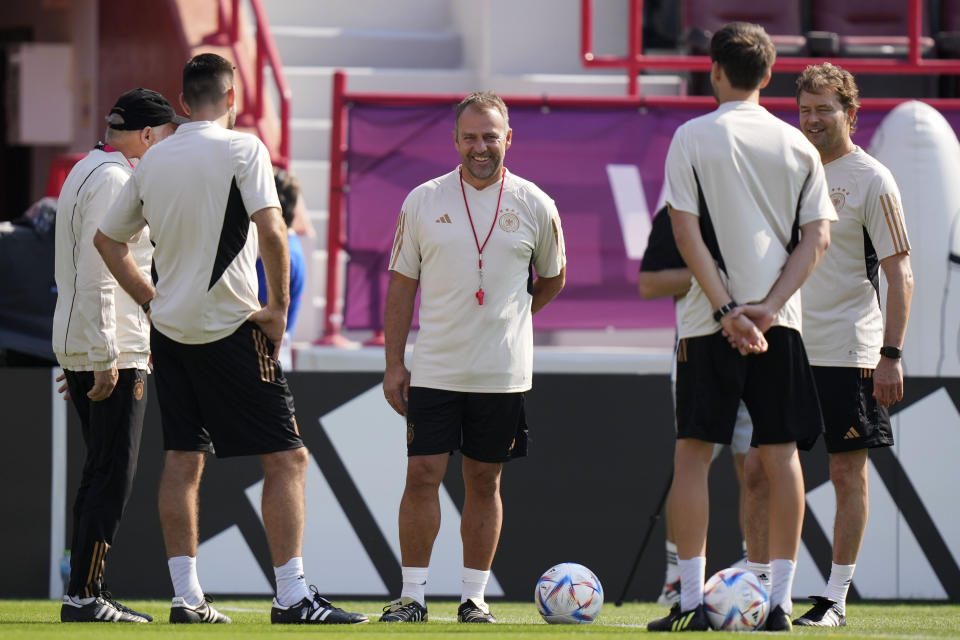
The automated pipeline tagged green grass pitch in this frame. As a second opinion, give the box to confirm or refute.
[1,599,958,638]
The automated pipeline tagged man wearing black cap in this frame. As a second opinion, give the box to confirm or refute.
[53,88,184,623]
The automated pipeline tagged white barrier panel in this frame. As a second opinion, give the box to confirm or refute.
[869,101,960,376]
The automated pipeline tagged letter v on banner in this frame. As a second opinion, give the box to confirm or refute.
[606,164,653,260]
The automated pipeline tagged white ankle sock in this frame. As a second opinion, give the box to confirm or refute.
[678,557,706,612]
[400,566,429,606]
[274,556,310,607]
[770,558,797,614]
[168,556,204,607]
[665,541,680,583]
[461,567,490,604]
[823,562,855,613]
[746,561,772,595]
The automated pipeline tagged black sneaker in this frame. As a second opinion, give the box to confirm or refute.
[457,598,496,623]
[647,603,710,632]
[60,595,148,623]
[380,597,428,622]
[657,578,681,608]
[100,589,153,622]
[271,586,368,624]
[764,604,792,631]
[169,595,231,623]
[793,596,846,627]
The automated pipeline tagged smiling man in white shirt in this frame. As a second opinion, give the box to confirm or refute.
[381,91,566,624]
[790,62,913,628]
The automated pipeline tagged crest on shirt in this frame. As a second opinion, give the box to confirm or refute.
[498,209,520,232]
[830,187,849,212]
[133,378,144,401]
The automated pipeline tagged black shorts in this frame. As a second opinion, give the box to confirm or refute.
[675,326,823,450]
[405,387,528,463]
[812,366,893,453]
[151,322,302,458]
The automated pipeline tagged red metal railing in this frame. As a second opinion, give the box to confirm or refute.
[319,1,960,344]
[214,0,291,168]
[581,0,960,95]
[318,72,351,345]
[319,78,960,344]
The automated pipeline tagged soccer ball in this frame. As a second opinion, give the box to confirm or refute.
[703,567,769,631]
[534,562,603,624]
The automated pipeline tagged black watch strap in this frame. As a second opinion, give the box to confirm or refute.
[141,298,152,314]
[713,301,738,323]
[880,346,902,359]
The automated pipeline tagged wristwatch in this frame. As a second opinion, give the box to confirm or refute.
[713,301,738,323]
[141,298,152,314]
[879,346,902,359]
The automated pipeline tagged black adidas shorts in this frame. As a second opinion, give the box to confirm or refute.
[151,322,302,458]
[675,326,823,449]
[405,387,528,463]
[812,366,893,453]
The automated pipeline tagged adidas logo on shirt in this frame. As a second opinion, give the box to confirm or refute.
[435,214,452,223]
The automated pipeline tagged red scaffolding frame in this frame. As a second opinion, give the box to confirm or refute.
[213,0,292,168]
[581,0,960,95]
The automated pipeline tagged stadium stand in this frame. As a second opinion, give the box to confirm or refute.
[681,0,807,56]
[937,0,960,57]
[808,0,935,57]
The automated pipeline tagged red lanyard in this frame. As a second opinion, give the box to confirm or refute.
[459,167,505,305]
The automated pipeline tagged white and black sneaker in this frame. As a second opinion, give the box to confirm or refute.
[60,595,149,623]
[794,596,846,627]
[380,597,428,622]
[101,589,153,622]
[271,586,368,624]
[169,595,231,623]
[457,598,496,623]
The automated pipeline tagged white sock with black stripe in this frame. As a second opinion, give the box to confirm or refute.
[275,556,310,607]
[461,567,490,604]
[400,566,429,607]
[168,556,204,608]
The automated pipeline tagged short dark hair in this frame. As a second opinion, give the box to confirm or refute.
[709,22,776,91]
[274,167,300,228]
[796,62,861,131]
[182,53,234,109]
[455,91,509,134]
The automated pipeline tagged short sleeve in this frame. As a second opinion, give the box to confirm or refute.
[233,136,281,216]
[640,206,685,272]
[797,154,838,226]
[663,126,699,215]
[531,195,565,278]
[864,170,910,259]
[388,192,421,280]
[100,172,147,242]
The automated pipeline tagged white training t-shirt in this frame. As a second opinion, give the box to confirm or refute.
[52,148,152,371]
[663,101,837,339]
[802,146,910,368]
[100,121,280,345]
[389,168,566,393]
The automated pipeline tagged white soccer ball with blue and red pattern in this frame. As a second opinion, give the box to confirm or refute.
[703,567,769,631]
[534,562,603,624]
